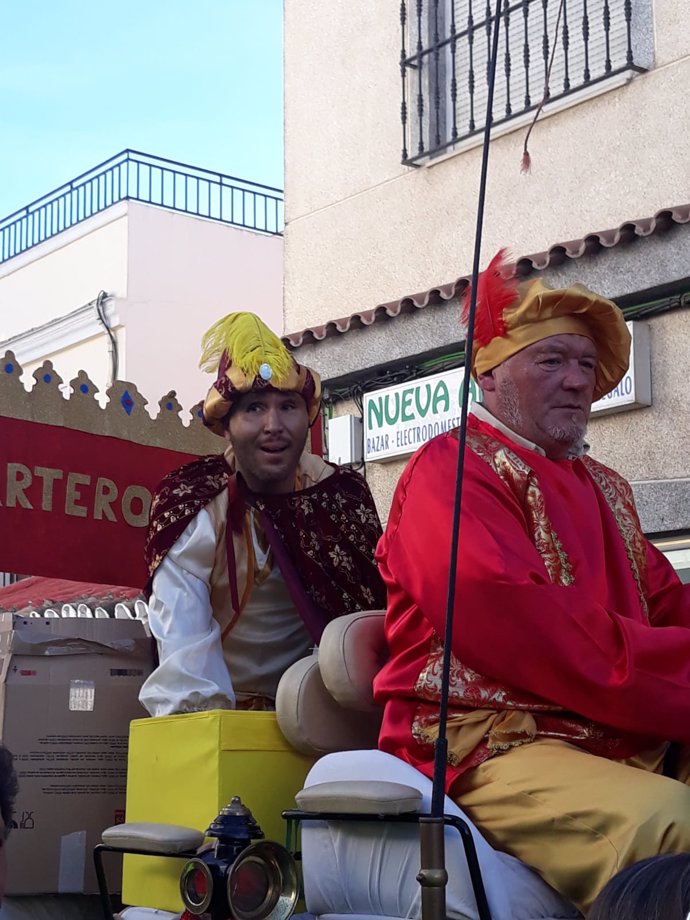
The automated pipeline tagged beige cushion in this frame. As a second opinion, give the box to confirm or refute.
[102,821,204,854]
[295,780,422,815]
[319,610,386,712]
[276,653,381,757]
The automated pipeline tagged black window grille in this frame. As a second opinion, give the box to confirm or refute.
[400,0,651,164]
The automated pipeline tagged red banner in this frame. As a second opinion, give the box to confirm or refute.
[0,417,202,588]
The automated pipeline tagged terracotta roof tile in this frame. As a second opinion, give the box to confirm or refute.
[284,204,690,348]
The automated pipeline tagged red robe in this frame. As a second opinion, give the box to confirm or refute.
[374,414,690,791]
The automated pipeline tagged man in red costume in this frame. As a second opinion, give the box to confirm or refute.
[374,253,690,913]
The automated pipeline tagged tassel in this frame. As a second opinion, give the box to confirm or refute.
[199,312,293,384]
[461,250,517,347]
[520,148,531,174]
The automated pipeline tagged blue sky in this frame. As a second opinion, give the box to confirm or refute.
[0,0,283,218]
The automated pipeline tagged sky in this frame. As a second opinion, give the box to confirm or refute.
[0,0,283,218]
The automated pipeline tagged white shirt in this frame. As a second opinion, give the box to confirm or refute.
[139,506,311,717]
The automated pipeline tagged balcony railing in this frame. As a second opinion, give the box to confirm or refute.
[0,150,284,264]
[400,0,652,164]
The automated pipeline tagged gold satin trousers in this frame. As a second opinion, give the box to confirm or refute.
[453,738,690,913]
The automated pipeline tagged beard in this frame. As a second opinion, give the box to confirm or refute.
[546,417,588,457]
[496,370,589,458]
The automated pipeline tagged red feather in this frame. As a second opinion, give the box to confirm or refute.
[461,249,517,347]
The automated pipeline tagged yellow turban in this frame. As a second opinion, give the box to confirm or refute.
[464,251,631,402]
[199,312,322,435]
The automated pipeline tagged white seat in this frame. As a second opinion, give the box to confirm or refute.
[61,603,78,617]
[94,606,110,618]
[77,603,93,617]
[275,611,580,920]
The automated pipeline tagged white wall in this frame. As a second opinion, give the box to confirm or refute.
[21,331,121,401]
[0,205,129,340]
[0,200,283,414]
[122,202,283,412]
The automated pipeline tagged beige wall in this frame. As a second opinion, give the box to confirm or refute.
[122,203,283,412]
[587,310,690,481]
[327,310,690,523]
[284,0,690,332]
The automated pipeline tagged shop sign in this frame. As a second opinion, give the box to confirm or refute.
[589,321,651,416]
[364,368,479,462]
[363,321,651,462]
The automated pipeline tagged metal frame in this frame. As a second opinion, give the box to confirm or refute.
[400,0,648,165]
[93,841,198,920]
[0,149,284,264]
[281,808,493,920]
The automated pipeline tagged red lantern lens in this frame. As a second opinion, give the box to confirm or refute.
[191,867,208,900]
[180,858,213,914]
[230,858,271,914]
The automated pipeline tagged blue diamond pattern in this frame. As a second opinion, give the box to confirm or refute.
[80,383,89,394]
[165,401,173,410]
[43,373,52,383]
[121,390,134,416]
[4,363,13,374]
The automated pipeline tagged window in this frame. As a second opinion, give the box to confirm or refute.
[400,0,653,164]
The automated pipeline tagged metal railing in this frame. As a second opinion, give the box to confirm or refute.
[0,150,283,264]
[400,0,651,164]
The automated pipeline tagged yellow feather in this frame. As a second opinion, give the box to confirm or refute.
[199,312,293,385]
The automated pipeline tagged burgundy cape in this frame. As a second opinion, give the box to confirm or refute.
[145,454,386,642]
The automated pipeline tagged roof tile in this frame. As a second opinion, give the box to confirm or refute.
[284,204,690,348]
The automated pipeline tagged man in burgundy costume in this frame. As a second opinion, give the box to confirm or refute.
[374,253,690,912]
[140,312,385,716]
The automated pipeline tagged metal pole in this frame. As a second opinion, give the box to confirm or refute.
[418,1,504,917]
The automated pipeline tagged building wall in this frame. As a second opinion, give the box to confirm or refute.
[123,203,283,412]
[21,331,123,401]
[0,205,129,341]
[0,201,283,415]
[586,311,690,482]
[285,0,690,532]
[284,0,690,332]
[328,308,690,526]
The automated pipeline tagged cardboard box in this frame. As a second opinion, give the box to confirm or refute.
[122,709,314,912]
[0,614,154,895]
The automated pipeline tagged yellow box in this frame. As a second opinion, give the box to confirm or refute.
[121,709,314,912]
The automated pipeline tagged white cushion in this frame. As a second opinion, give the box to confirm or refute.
[119,910,182,919]
[296,780,422,815]
[119,911,182,920]
[101,822,203,854]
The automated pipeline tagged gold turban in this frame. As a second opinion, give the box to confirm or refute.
[464,251,631,402]
[199,312,322,435]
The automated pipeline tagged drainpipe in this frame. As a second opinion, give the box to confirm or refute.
[95,290,118,386]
